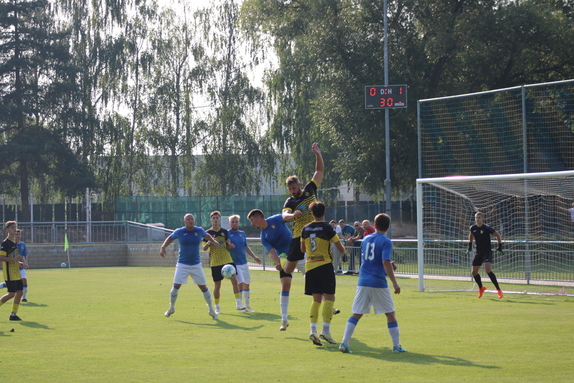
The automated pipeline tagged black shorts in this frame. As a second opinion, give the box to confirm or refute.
[279,269,292,279]
[305,263,336,296]
[5,280,23,293]
[472,251,493,267]
[287,237,305,262]
[211,263,236,282]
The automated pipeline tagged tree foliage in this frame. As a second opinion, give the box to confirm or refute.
[0,0,95,220]
[242,0,574,197]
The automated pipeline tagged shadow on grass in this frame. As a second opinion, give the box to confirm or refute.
[20,302,48,308]
[19,321,53,330]
[285,337,498,369]
[493,298,555,305]
[176,319,264,331]
[336,339,498,369]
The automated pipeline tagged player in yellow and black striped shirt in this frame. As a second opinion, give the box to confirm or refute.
[0,221,24,321]
[203,211,244,313]
[301,202,346,346]
[282,142,324,275]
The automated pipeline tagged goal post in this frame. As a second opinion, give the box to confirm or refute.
[416,170,574,295]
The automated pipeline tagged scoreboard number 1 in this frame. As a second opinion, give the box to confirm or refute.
[365,85,407,109]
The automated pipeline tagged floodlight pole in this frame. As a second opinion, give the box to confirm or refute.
[384,0,392,237]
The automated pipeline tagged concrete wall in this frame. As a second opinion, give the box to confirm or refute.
[17,243,210,269]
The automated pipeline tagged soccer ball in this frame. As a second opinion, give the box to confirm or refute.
[61,262,67,268]
[221,264,236,279]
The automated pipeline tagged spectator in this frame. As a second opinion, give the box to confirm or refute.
[338,220,355,241]
[362,220,375,237]
[346,222,364,274]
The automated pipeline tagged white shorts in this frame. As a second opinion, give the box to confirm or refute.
[235,263,251,285]
[20,268,27,279]
[173,263,207,286]
[351,286,395,315]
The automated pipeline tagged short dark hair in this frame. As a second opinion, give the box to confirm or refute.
[247,209,264,219]
[286,175,300,186]
[309,201,325,218]
[374,213,390,232]
[210,211,221,218]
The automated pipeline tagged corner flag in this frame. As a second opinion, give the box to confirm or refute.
[64,233,69,251]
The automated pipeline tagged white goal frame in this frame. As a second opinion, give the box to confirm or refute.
[416,170,574,294]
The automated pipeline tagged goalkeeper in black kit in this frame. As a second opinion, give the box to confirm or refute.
[466,212,504,299]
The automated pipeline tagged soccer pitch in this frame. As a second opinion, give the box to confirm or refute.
[2,267,573,382]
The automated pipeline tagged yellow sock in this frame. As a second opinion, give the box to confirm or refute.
[310,301,321,324]
[214,299,220,305]
[234,293,240,299]
[322,300,334,324]
[12,303,19,314]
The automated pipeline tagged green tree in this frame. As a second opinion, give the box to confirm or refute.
[194,0,275,196]
[140,5,204,196]
[241,0,574,199]
[0,0,95,221]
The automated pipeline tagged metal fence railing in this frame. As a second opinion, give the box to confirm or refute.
[245,238,418,275]
[16,221,173,245]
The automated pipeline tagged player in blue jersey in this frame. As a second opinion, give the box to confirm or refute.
[228,215,262,312]
[160,213,221,320]
[339,213,407,354]
[248,209,294,331]
[15,230,29,301]
[467,211,504,299]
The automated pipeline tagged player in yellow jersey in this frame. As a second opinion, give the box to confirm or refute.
[203,211,243,314]
[0,221,24,321]
[282,142,324,275]
[301,202,346,346]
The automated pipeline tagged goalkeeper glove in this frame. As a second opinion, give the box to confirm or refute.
[496,243,503,255]
[466,242,472,255]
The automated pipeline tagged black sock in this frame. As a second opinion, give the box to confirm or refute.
[488,272,500,290]
[473,274,482,288]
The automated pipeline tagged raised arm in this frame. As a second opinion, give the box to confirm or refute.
[311,142,324,185]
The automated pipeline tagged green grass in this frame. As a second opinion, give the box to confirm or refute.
[2,267,573,382]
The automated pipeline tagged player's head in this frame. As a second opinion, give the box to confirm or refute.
[15,229,22,239]
[247,209,265,229]
[229,215,240,231]
[183,214,195,228]
[286,175,302,197]
[362,220,370,229]
[309,201,325,219]
[4,221,16,231]
[338,219,346,228]
[475,212,484,224]
[374,213,390,232]
[210,211,221,226]
[329,220,336,228]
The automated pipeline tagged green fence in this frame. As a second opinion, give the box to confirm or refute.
[115,195,288,229]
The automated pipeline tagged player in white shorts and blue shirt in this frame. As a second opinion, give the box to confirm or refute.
[160,213,221,320]
[339,213,407,354]
[228,215,262,312]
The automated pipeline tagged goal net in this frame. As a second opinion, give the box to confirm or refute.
[416,171,574,295]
